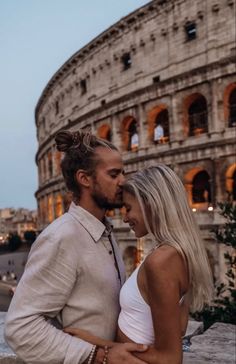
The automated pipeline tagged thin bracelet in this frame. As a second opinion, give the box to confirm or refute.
[91,346,99,364]
[87,345,97,364]
[102,345,109,364]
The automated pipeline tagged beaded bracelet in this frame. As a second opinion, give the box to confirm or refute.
[102,345,109,364]
[87,345,97,364]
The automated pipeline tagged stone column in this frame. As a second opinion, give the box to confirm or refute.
[51,145,55,178]
[185,183,193,207]
[210,80,219,134]
[171,94,183,143]
[112,113,123,151]
[214,158,225,202]
[136,103,147,149]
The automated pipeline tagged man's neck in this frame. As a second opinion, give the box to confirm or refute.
[74,197,105,222]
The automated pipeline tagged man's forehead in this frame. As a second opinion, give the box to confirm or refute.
[95,147,123,165]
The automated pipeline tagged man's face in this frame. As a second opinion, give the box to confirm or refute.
[90,147,125,209]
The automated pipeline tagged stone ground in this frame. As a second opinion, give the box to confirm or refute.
[0,312,235,363]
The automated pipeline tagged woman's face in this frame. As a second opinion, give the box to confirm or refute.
[123,190,148,238]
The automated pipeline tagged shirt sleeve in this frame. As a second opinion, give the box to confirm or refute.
[4,229,93,364]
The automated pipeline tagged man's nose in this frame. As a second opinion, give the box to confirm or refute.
[118,173,125,186]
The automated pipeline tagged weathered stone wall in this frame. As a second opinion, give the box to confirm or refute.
[35,0,236,145]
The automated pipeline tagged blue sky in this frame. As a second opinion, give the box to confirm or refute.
[0,0,150,210]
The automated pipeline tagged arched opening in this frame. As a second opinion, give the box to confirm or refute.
[62,191,73,212]
[55,151,62,176]
[41,156,47,182]
[47,195,54,223]
[55,195,63,217]
[229,88,236,127]
[223,83,236,127]
[123,246,137,277]
[188,95,208,136]
[129,121,139,151]
[233,171,236,200]
[147,104,169,143]
[122,116,139,151]
[154,109,169,143]
[48,151,53,179]
[39,198,46,226]
[226,164,236,201]
[97,124,112,141]
[192,171,211,204]
[106,209,115,217]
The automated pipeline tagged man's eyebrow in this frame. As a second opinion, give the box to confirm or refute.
[108,168,124,173]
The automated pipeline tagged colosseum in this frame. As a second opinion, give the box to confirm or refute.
[35,0,236,277]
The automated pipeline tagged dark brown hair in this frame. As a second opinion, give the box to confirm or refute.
[55,130,118,200]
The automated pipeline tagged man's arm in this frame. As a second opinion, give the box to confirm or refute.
[64,327,149,364]
[4,230,93,364]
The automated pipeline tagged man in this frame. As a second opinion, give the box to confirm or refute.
[5,130,147,364]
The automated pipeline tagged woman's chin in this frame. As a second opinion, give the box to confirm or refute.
[134,232,146,238]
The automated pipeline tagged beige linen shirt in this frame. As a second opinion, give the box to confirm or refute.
[4,202,126,364]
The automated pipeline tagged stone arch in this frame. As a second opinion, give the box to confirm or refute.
[121,116,139,151]
[123,245,137,277]
[40,156,47,182]
[39,197,47,226]
[147,104,169,142]
[55,151,62,176]
[223,83,236,127]
[183,93,208,136]
[48,151,53,178]
[62,191,73,212]
[206,249,216,280]
[192,171,211,204]
[55,194,63,218]
[47,195,54,223]
[97,124,112,141]
[184,167,212,208]
[225,163,236,200]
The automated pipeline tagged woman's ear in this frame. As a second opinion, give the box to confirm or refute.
[75,170,91,188]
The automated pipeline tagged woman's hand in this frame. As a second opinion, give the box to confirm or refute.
[64,327,149,364]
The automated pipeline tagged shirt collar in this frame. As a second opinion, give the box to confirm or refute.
[68,202,113,243]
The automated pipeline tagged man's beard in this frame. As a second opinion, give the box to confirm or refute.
[91,187,123,209]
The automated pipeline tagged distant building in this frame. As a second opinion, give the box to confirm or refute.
[0,208,37,241]
[35,0,236,278]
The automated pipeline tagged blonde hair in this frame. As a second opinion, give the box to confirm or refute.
[123,164,213,312]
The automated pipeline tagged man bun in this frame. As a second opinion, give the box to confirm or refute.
[55,130,75,152]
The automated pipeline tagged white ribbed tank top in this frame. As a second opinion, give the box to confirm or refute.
[118,263,185,344]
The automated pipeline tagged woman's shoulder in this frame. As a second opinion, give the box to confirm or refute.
[143,244,185,278]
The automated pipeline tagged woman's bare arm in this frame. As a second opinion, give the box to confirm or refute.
[131,246,188,364]
[64,327,149,364]
[64,327,115,347]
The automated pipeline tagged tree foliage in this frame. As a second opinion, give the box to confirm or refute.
[193,201,236,328]
[24,230,36,245]
[8,233,22,252]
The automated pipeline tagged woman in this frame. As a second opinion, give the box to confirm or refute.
[65,164,213,364]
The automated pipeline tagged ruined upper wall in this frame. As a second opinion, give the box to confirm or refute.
[35,0,236,147]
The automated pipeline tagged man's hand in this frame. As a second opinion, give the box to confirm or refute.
[95,343,148,364]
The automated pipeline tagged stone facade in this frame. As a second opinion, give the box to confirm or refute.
[35,0,236,277]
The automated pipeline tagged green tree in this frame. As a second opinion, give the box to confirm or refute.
[8,233,22,252]
[193,201,236,328]
[24,230,36,245]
